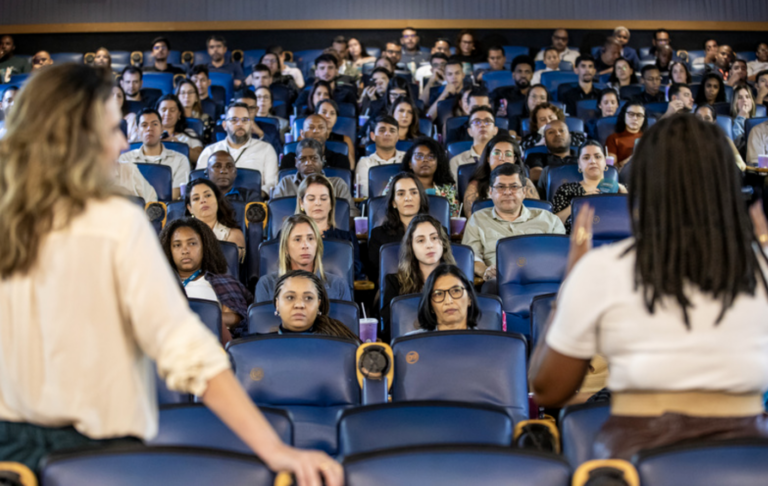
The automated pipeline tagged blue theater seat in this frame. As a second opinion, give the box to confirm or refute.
[546,164,618,201]
[540,72,579,100]
[367,164,404,198]
[483,71,514,93]
[596,116,618,146]
[247,300,360,336]
[496,235,570,337]
[571,194,632,245]
[337,401,513,457]
[50,52,84,64]
[188,298,222,340]
[141,72,175,95]
[266,195,349,238]
[190,168,262,195]
[530,293,557,348]
[149,403,293,452]
[457,161,478,202]
[129,141,190,160]
[219,240,240,280]
[135,163,173,202]
[40,447,275,486]
[503,46,530,60]
[391,331,529,423]
[209,72,235,105]
[559,402,611,468]
[746,117,768,142]
[283,140,349,157]
[344,444,571,486]
[447,140,473,160]
[228,334,360,454]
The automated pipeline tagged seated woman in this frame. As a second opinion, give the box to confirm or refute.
[508,84,549,137]
[155,94,204,164]
[303,80,332,116]
[93,47,111,68]
[297,174,366,281]
[606,101,647,172]
[315,98,355,170]
[731,84,756,155]
[668,61,692,85]
[530,114,768,460]
[272,270,360,341]
[551,140,627,233]
[112,85,138,142]
[160,218,253,343]
[463,133,539,218]
[410,264,480,333]
[368,172,430,282]
[175,79,212,143]
[390,96,424,142]
[348,38,377,68]
[253,86,290,137]
[381,215,456,333]
[185,178,246,261]
[256,214,352,303]
[585,90,620,140]
[383,137,460,218]
[520,102,587,152]
[694,73,726,107]
[258,51,299,94]
[606,57,638,90]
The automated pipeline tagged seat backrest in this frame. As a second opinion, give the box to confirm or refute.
[337,401,513,457]
[266,195,349,238]
[135,163,173,202]
[129,141,190,160]
[333,116,357,140]
[41,447,275,485]
[389,293,503,341]
[209,72,235,106]
[228,334,360,453]
[456,160,479,202]
[634,439,768,486]
[150,403,293,452]
[50,52,84,64]
[745,117,768,142]
[447,141,474,160]
[596,116,619,146]
[444,116,469,144]
[368,164,404,198]
[565,116,584,133]
[325,140,349,156]
[243,210,265,289]
[503,45,530,59]
[219,240,240,279]
[188,298,222,340]
[391,331,529,423]
[546,164,618,201]
[530,293,557,349]
[571,194,632,244]
[523,199,553,212]
[618,84,644,101]
[715,115,734,140]
[258,237,354,293]
[247,300,360,336]
[756,105,767,117]
[496,235,570,336]
[142,72,175,95]
[483,71,514,93]
[540,72,577,98]
[186,118,204,137]
[644,102,669,116]
[242,49,267,69]
[559,402,611,468]
[343,444,571,486]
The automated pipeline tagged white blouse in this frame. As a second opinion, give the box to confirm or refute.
[0,197,230,440]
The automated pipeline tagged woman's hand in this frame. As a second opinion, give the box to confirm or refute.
[566,203,594,275]
[483,265,497,282]
[263,443,343,486]
[750,201,768,250]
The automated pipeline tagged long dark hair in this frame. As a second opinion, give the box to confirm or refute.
[397,215,457,294]
[608,57,638,86]
[399,137,455,186]
[155,93,197,139]
[417,264,480,331]
[159,217,228,275]
[669,61,692,84]
[694,73,726,106]
[389,95,421,139]
[628,114,768,326]
[185,178,240,229]
[386,76,413,111]
[596,89,619,118]
[382,172,430,235]
[273,270,360,342]
[308,80,332,113]
[114,84,130,117]
[469,133,523,200]
[615,101,648,134]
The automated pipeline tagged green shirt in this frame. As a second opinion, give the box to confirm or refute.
[0,56,30,77]
[461,206,565,267]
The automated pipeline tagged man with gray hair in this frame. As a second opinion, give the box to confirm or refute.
[271,137,358,215]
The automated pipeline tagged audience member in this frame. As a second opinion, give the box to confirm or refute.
[560,55,601,116]
[726,58,748,87]
[477,45,507,83]
[120,66,158,109]
[668,61,691,85]
[530,114,768,460]
[159,218,253,342]
[30,51,53,71]
[348,38,377,68]
[415,52,448,95]
[93,47,111,68]
[694,104,747,171]
[390,96,423,141]
[663,83,694,116]
[267,45,305,89]
[204,34,245,89]
[0,35,29,76]
[606,101,647,171]
[746,117,768,167]
[156,93,203,163]
[184,178,246,260]
[143,37,185,74]
[454,30,482,64]
[594,37,622,75]
[255,214,351,302]
[520,102,562,150]
[463,134,539,218]
[611,26,641,70]
[304,80,332,115]
[197,102,279,197]
[655,45,674,76]
[118,108,190,200]
[649,28,672,57]
[190,64,225,121]
[244,63,274,90]
[252,86,290,136]
[450,105,498,180]
[527,120,579,190]
[692,39,719,69]
[234,90,282,146]
[755,70,768,109]
[490,55,534,111]
[463,163,564,289]
[384,40,404,68]
[271,270,359,340]
[707,44,734,80]
[368,172,430,279]
[694,72,726,106]
[279,114,349,171]
[205,150,260,203]
[315,98,355,169]
[531,47,560,85]
[356,115,405,197]
[330,37,355,77]
[380,214,456,333]
[412,264,479,333]
[535,29,580,65]
[176,79,212,136]
[112,85,138,142]
[383,137,459,217]
[607,57,638,90]
[112,159,157,202]
[400,27,429,66]
[431,38,452,56]
[747,43,768,81]
[257,52,300,97]
[301,54,357,107]
[507,84,549,135]
[441,86,492,143]
[732,84,757,153]
[359,66,391,116]
[585,89,620,139]
[634,65,665,104]
[552,140,627,233]
[423,59,464,120]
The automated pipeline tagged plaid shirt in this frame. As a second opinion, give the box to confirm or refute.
[204,273,254,336]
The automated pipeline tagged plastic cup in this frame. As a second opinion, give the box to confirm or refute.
[758,155,768,169]
[354,217,368,235]
[605,156,615,166]
[284,133,294,144]
[450,217,467,235]
[359,318,378,343]
[358,115,369,127]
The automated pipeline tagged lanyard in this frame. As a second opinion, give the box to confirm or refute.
[182,269,203,287]
[226,143,248,165]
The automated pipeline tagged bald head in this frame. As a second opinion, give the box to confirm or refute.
[301,114,330,145]
[206,150,237,193]
[543,120,571,156]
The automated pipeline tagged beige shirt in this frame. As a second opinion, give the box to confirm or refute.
[118,145,190,189]
[0,197,230,439]
[462,206,566,267]
[197,138,279,194]
[114,161,158,202]
[449,146,481,182]
[355,150,405,197]
[746,120,768,167]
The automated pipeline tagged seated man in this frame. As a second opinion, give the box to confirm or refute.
[112,159,157,202]
[118,108,190,200]
[244,63,272,90]
[400,27,430,66]
[462,163,564,292]
[120,66,159,110]
[30,51,53,71]
[272,138,358,215]
[355,115,405,197]
[490,55,534,111]
[384,40,405,70]
[205,150,261,203]
[593,37,621,75]
[359,67,392,117]
[726,58,748,87]
[296,54,357,108]
[746,118,768,167]
[233,90,281,151]
[143,37,185,74]
[204,34,245,89]
[633,65,665,104]
[663,83,694,117]
[525,120,577,190]
[422,59,465,120]
[476,45,507,82]
[449,105,498,181]
[279,115,350,171]
[534,29,580,65]
[693,39,719,70]
[415,52,448,95]
[444,86,492,144]
[560,55,600,116]
[0,35,30,76]
[190,64,224,120]
[756,70,768,110]
[706,44,734,80]
[197,102,278,197]
[748,43,768,82]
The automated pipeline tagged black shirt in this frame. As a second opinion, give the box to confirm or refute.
[560,86,602,117]
[279,148,350,171]
[143,64,186,75]
[632,91,666,105]
[491,85,526,111]
[525,151,578,170]
[368,226,404,284]
[201,97,224,121]
[593,56,614,73]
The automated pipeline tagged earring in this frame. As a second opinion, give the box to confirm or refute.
[604,166,609,172]
[578,168,583,173]
[274,310,279,316]
[318,311,322,316]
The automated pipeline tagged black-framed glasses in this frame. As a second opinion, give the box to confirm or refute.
[431,286,466,303]
[492,184,524,194]
[413,153,436,162]
[226,117,250,124]
[470,118,494,127]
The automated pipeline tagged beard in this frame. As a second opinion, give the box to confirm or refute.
[229,131,250,144]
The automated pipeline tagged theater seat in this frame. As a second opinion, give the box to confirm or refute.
[540,72,578,100]
[129,141,190,160]
[559,402,611,468]
[391,330,529,423]
[530,292,557,348]
[456,160,478,202]
[367,164,404,198]
[546,164,618,201]
[275,167,352,195]
[228,334,360,454]
[135,163,173,202]
[483,71,514,93]
[571,194,632,245]
[247,300,360,336]
[337,401,513,457]
[40,447,275,486]
[142,73,175,95]
[745,117,768,142]
[188,298,222,340]
[344,444,571,486]
[219,241,240,280]
[596,116,619,146]
[496,235,570,337]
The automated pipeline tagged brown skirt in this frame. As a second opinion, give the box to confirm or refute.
[593,413,768,460]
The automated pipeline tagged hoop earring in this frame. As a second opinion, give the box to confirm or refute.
[604,166,609,172]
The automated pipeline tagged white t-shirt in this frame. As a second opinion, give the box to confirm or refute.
[185,275,220,304]
[546,239,768,394]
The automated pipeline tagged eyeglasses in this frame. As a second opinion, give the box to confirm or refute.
[226,117,250,124]
[626,112,645,119]
[615,65,629,71]
[298,155,321,164]
[553,36,568,42]
[490,149,516,159]
[492,184,524,194]
[644,77,662,82]
[402,34,417,39]
[255,95,271,101]
[413,153,436,162]
[470,118,494,127]
[431,286,466,303]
